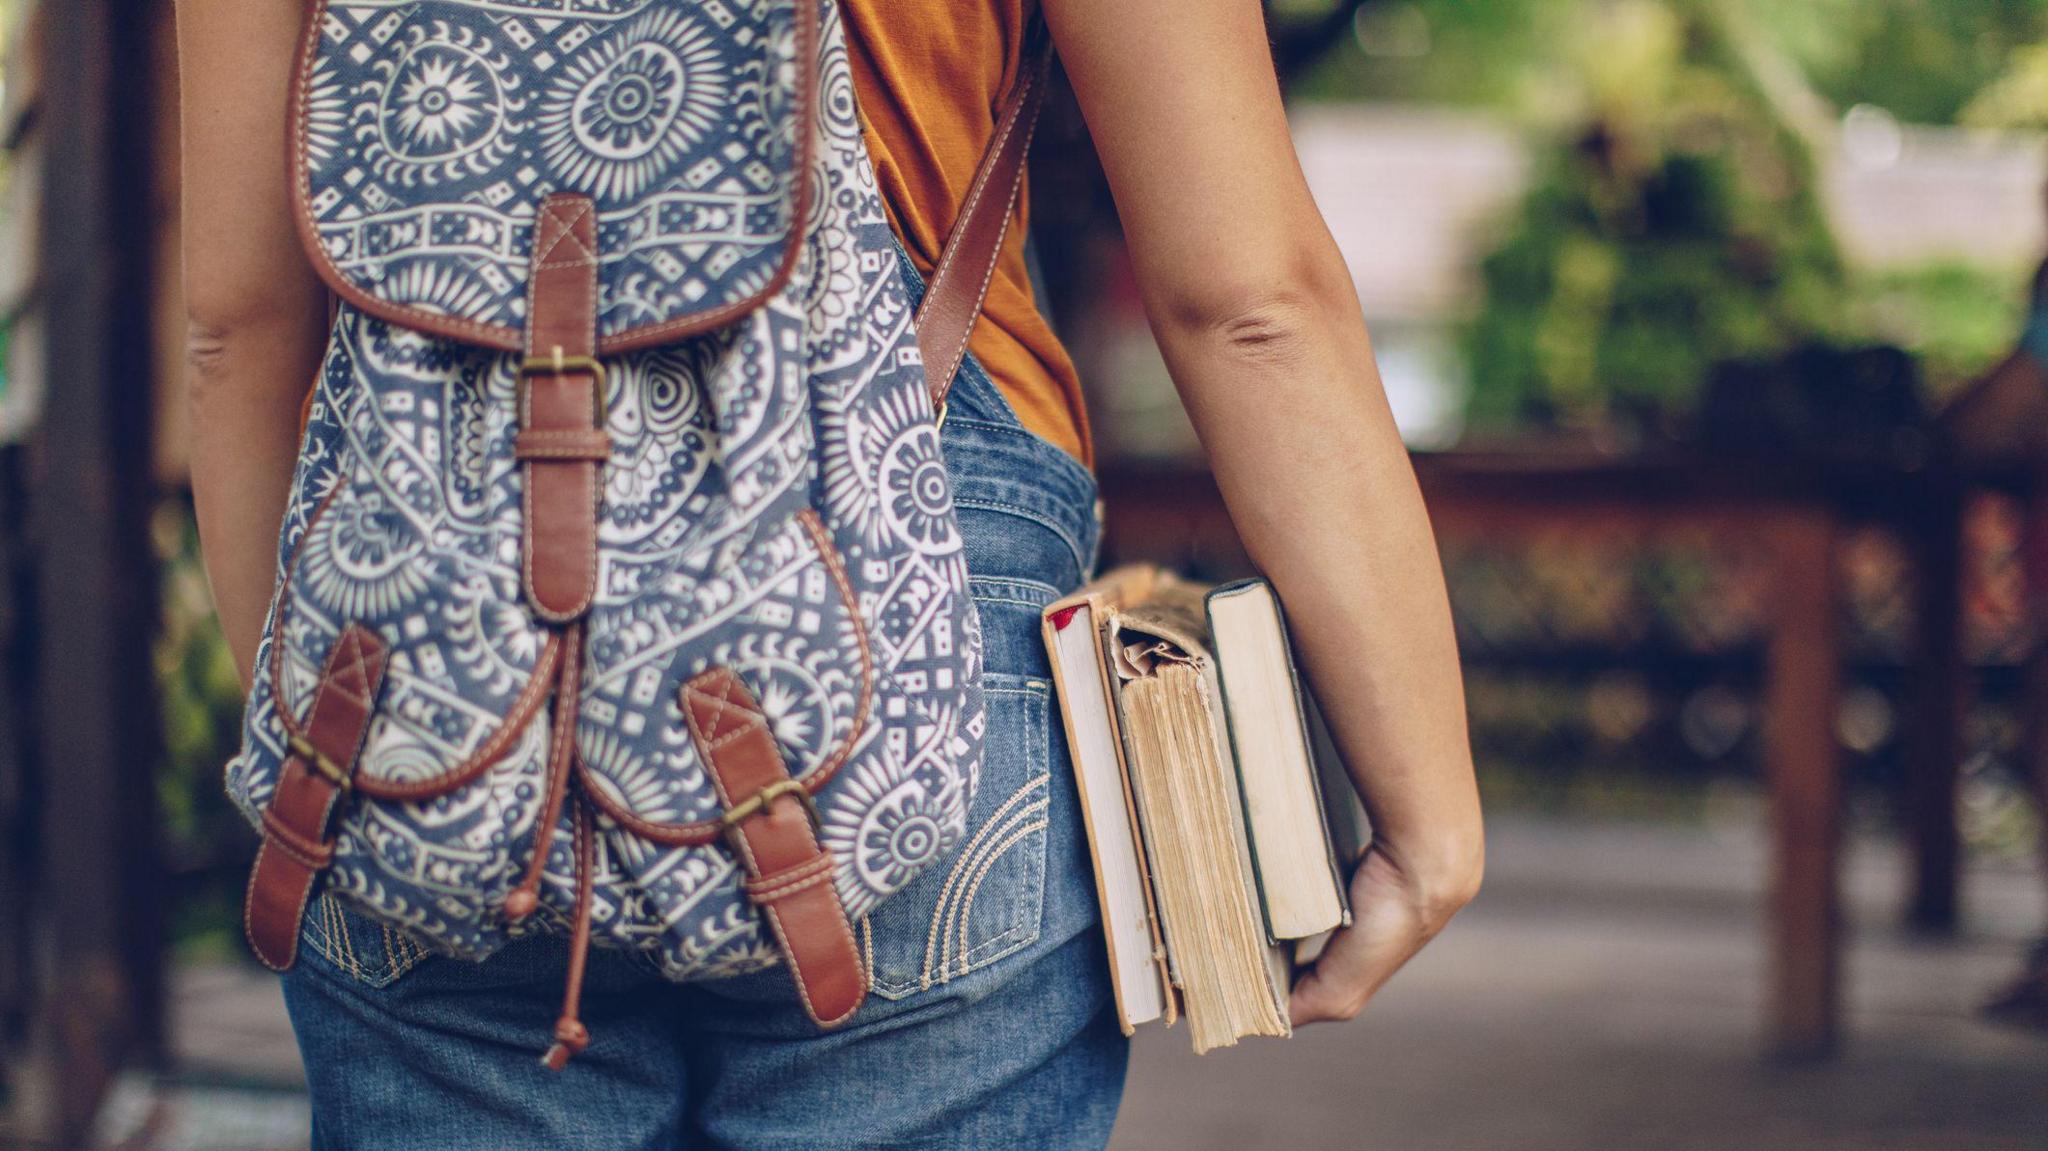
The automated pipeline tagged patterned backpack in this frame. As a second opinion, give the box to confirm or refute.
[232,0,1048,1067]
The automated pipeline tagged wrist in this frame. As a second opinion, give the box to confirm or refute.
[1370,815,1485,923]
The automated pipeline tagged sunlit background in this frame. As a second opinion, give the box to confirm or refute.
[3,1,2048,1148]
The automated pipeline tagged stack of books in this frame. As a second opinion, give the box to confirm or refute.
[1042,566,1363,1053]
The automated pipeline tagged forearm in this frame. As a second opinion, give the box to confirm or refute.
[187,321,320,684]
[1045,0,1477,1020]
[177,0,332,683]
[1155,273,1483,899]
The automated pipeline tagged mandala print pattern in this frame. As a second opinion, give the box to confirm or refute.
[229,0,986,981]
[301,0,807,340]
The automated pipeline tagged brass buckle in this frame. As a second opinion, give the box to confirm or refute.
[289,734,351,791]
[518,346,610,424]
[719,779,821,845]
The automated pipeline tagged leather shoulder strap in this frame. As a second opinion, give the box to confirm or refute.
[915,35,1053,412]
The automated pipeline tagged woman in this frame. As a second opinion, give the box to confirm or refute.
[178,0,1484,1145]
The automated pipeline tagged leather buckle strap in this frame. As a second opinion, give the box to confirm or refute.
[514,429,614,462]
[719,778,821,837]
[244,624,389,972]
[520,193,606,623]
[518,350,609,423]
[683,667,866,1028]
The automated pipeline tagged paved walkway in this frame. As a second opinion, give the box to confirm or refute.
[138,811,2047,1150]
[1114,815,2048,1151]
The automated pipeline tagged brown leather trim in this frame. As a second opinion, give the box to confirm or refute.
[521,194,605,623]
[244,624,389,972]
[915,38,1052,411]
[515,430,614,461]
[576,509,873,845]
[267,489,565,804]
[287,0,819,355]
[505,623,585,922]
[685,667,866,1028]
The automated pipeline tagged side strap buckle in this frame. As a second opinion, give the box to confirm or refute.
[288,733,351,791]
[719,778,821,846]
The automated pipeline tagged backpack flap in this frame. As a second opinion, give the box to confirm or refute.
[291,0,816,353]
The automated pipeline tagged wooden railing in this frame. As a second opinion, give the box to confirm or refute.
[1099,448,1974,1058]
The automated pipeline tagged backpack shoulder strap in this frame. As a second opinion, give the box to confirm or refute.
[915,34,1053,414]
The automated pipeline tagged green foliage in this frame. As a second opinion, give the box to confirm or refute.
[1760,0,2048,125]
[1461,2,1847,430]
[1964,40,2048,128]
[154,501,249,878]
[1851,261,2031,396]
[1289,0,1565,110]
[1290,0,2048,126]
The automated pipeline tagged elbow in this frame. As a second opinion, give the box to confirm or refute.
[1151,250,1360,369]
[184,319,233,395]
[183,318,254,422]
[182,295,323,420]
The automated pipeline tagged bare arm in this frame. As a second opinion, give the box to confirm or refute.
[176,0,330,684]
[1043,0,1483,1023]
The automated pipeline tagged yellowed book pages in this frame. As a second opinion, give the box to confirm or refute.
[1112,579,1291,1053]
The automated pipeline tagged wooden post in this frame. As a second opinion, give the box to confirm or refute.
[1764,509,1843,1058]
[25,0,165,1141]
[1905,468,1964,932]
[0,0,45,1082]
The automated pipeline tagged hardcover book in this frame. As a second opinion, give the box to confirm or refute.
[1044,566,1355,1053]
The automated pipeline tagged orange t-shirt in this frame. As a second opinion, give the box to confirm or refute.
[841,1,1091,466]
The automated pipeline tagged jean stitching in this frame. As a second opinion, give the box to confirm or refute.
[951,817,1050,975]
[917,774,1050,989]
[380,923,426,983]
[949,812,1049,980]
[942,419,1097,492]
[333,898,366,981]
[934,682,1050,984]
[953,499,1089,575]
[969,575,1061,599]
[303,896,337,971]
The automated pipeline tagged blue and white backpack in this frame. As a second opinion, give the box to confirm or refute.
[230,0,1047,1066]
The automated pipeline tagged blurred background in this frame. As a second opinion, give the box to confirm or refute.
[3,0,2048,1147]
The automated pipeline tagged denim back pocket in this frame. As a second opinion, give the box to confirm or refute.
[298,891,433,989]
[862,672,1053,1000]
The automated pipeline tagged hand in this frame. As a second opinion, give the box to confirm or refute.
[1288,838,1482,1026]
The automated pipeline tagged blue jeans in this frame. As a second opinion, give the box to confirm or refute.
[279,259,1127,1148]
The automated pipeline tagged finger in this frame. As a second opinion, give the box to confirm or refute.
[1288,919,1397,1026]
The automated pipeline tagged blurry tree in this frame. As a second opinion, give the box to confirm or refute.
[1287,0,1563,110]
[1461,1,1846,432]
[1264,0,1379,84]
[1282,0,2045,429]
[1964,39,2048,129]
[1291,0,2048,126]
[1759,0,2048,126]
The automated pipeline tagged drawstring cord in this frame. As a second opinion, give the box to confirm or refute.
[543,797,597,1071]
[497,620,599,1071]
[505,625,583,923]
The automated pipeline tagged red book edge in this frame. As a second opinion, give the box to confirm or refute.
[1049,604,1082,631]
